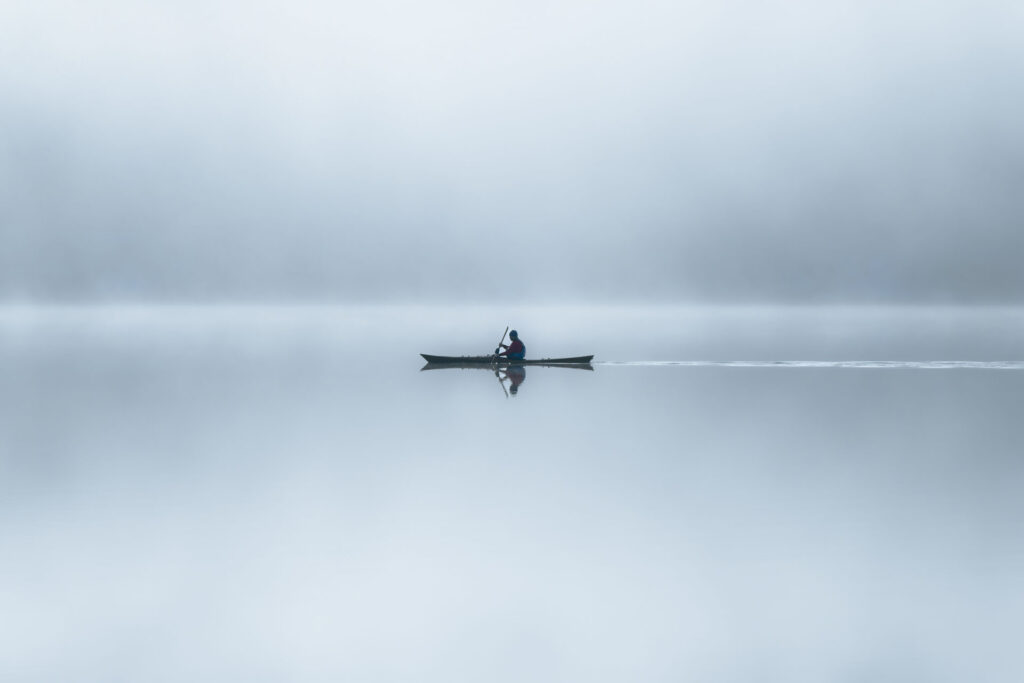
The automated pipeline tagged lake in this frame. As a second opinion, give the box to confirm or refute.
[1,304,1022,682]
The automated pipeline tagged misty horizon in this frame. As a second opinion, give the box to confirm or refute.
[3,0,1023,304]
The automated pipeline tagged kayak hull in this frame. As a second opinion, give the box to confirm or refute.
[422,361,593,371]
[420,354,594,365]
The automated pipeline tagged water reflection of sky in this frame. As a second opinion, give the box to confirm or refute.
[1,305,1022,682]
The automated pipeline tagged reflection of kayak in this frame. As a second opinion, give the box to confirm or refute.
[420,354,594,365]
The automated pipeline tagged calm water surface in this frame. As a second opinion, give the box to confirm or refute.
[1,305,1022,682]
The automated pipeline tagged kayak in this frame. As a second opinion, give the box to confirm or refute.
[422,360,593,371]
[420,354,594,365]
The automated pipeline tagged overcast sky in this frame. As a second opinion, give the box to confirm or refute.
[2,0,1022,303]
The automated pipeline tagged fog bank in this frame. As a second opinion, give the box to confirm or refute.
[2,0,1022,303]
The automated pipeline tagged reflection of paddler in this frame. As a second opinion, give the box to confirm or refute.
[497,365,527,395]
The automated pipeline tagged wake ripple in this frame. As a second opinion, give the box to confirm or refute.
[597,361,1024,370]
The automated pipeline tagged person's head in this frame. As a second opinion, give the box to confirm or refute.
[509,330,518,340]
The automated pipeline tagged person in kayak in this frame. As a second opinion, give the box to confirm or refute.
[496,329,526,360]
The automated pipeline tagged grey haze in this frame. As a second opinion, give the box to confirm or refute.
[2,0,1022,303]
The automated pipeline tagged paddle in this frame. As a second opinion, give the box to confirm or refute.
[494,326,509,356]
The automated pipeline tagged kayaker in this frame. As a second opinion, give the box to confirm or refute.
[496,330,526,360]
